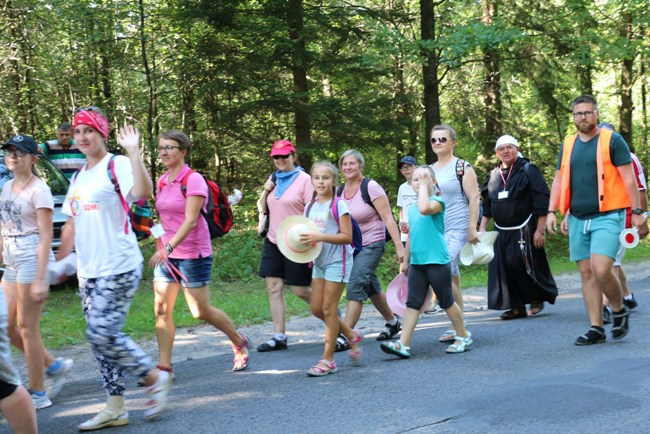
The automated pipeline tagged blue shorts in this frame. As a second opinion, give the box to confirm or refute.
[346,241,385,302]
[154,256,212,288]
[568,211,624,262]
[313,257,354,283]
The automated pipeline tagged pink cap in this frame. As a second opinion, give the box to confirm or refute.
[269,140,296,157]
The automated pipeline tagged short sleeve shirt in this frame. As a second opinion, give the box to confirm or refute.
[0,177,53,237]
[556,132,631,217]
[305,198,353,267]
[62,153,143,278]
[265,171,314,244]
[155,165,212,259]
[407,196,449,265]
[342,179,386,245]
[432,157,470,233]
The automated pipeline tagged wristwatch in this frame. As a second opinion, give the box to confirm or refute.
[632,208,644,215]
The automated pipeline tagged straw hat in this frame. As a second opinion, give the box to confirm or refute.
[386,273,432,317]
[459,231,499,266]
[277,216,323,263]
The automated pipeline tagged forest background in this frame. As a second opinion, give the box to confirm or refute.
[2,0,650,346]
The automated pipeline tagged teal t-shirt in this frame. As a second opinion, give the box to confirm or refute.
[407,196,450,265]
[556,132,631,217]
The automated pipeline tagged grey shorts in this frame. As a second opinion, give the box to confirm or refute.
[2,234,55,284]
[346,241,385,302]
[0,289,21,387]
[445,230,467,277]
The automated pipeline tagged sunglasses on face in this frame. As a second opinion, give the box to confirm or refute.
[157,145,181,153]
[430,137,450,144]
[3,148,28,157]
[272,155,290,160]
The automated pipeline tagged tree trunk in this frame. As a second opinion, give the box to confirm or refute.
[421,0,441,165]
[287,0,312,169]
[138,0,157,182]
[618,12,634,147]
[482,0,502,156]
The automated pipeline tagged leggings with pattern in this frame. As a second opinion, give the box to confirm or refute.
[80,265,152,396]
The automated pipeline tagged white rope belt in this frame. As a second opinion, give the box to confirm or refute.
[495,213,533,231]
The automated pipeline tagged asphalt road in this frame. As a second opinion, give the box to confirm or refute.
[4,269,650,434]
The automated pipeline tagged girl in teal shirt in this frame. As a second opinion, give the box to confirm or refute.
[381,166,472,358]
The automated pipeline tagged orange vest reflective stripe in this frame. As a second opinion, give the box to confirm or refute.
[559,129,629,214]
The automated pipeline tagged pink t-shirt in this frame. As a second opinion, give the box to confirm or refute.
[266,171,314,244]
[156,165,212,259]
[341,179,386,245]
[0,177,53,237]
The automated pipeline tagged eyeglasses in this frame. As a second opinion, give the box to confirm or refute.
[572,111,596,118]
[272,155,290,160]
[157,145,181,153]
[430,137,450,144]
[3,148,28,157]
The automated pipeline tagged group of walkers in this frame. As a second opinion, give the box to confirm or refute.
[0,93,646,432]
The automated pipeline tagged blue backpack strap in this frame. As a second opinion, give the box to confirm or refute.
[107,155,130,235]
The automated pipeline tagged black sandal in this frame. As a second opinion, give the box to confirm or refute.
[335,333,350,352]
[528,301,544,316]
[575,326,606,346]
[500,308,527,320]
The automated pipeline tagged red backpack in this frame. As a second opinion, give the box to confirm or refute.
[159,170,233,238]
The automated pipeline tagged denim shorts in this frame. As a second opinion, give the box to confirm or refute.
[445,230,467,277]
[2,234,55,284]
[312,256,354,283]
[154,256,212,288]
[568,211,624,262]
[258,238,312,286]
[346,241,385,302]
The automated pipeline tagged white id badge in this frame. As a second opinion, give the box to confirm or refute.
[150,224,165,239]
[498,190,509,199]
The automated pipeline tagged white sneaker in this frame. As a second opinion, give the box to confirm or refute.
[30,391,52,409]
[46,358,74,399]
[144,370,171,420]
[78,408,129,431]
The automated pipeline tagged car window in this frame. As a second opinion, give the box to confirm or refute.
[0,153,69,195]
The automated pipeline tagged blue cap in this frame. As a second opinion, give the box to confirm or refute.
[398,155,417,168]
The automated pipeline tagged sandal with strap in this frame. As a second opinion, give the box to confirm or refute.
[528,301,545,316]
[575,326,606,346]
[307,359,338,377]
[348,330,363,363]
[446,332,473,354]
[232,334,251,371]
[137,364,174,387]
[611,307,630,340]
[144,370,171,420]
[438,329,456,342]
[500,308,527,320]
[380,340,411,359]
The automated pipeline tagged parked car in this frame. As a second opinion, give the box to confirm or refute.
[0,151,70,274]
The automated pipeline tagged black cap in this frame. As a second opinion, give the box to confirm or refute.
[3,134,38,155]
[398,155,417,168]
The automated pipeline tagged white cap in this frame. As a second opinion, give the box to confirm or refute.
[495,134,519,150]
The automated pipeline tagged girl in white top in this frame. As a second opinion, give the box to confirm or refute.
[301,162,361,376]
[0,134,71,410]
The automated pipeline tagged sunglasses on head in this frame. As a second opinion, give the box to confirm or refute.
[272,154,290,160]
[74,106,102,114]
[430,137,450,144]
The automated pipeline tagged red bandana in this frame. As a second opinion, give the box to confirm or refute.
[73,110,110,139]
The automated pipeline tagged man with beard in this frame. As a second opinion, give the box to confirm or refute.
[38,122,86,180]
[546,94,646,345]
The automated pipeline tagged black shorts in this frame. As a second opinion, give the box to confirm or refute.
[258,238,312,286]
[0,379,18,400]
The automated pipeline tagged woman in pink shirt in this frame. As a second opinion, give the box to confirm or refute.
[336,149,405,351]
[149,130,250,378]
[256,140,313,352]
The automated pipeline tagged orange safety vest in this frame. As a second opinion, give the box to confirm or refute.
[559,129,629,214]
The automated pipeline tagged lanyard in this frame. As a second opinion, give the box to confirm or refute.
[499,165,514,190]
